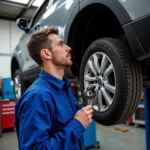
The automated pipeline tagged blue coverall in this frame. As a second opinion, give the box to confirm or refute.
[15,70,85,150]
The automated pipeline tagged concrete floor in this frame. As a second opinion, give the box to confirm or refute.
[96,124,146,150]
[0,123,146,150]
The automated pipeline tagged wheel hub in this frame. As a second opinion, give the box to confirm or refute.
[97,76,103,86]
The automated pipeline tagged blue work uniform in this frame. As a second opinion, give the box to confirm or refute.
[15,70,85,150]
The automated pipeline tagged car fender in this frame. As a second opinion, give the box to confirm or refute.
[117,0,150,21]
[79,0,131,25]
[64,0,131,43]
[11,51,23,77]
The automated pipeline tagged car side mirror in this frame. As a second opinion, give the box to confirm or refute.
[16,18,30,32]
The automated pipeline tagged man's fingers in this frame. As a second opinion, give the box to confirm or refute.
[88,114,93,119]
[86,109,93,114]
[82,105,92,111]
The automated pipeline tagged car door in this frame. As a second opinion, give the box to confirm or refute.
[20,0,80,77]
[35,0,79,44]
[32,0,80,77]
[18,28,34,73]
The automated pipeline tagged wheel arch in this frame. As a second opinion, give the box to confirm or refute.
[11,56,21,79]
[79,0,131,25]
[66,2,128,76]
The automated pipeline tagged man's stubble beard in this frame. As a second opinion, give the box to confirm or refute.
[65,56,73,67]
[52,56,73,68]
[66,61,73,67]
[63,58,73,67]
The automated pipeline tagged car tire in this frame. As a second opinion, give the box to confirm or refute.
[79,38,143,125]
[13,69,27,99]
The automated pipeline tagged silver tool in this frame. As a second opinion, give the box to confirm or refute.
[83,87,98,105]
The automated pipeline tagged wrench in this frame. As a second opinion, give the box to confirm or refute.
[83,87,99,105]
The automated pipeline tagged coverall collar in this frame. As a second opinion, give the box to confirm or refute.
[40,70,71,89]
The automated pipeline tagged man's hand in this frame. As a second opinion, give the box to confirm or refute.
[74,105,93,128]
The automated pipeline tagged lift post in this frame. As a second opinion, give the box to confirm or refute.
[144,88,150,150]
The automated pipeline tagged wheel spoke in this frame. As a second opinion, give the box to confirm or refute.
[104,82,115,94]
[87,60,97,76]
[16,93,19,98]
[93,54,101,74]
[15,77,18,85]
[103,64,113,78]
[102,87,112,106]
[86,83,97,90]
[101,55,109,74]
[15,88,18,93]
[18,88,21,98]
[84,74,97,82]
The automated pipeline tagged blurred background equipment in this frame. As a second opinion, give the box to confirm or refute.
[0,78,16,135]
[2,78,15,100]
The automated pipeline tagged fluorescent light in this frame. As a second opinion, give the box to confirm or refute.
[32,0,44,7]
[8,0,30,4]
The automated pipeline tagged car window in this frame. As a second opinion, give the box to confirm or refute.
[29,0,52,28]
[53,0,58,4]
[32,3,49,27]
[35,0,59,25]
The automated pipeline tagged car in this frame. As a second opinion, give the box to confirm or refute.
[11,0,150,125]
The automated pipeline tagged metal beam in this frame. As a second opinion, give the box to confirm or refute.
[27,0,36,8]
[17,0,36,19]
[0,0,26,8]
[0,15,16,21]
[0,53,12,56]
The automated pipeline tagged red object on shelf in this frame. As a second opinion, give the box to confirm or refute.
[0,100,16,129]
[126,117,133,125]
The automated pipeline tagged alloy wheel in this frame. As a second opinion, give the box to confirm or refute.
[84,52,116,112]
[14,75,21,99]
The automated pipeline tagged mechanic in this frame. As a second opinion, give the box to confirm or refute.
[15,27,93,150]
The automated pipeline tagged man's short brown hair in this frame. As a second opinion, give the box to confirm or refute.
[27,27,58,66]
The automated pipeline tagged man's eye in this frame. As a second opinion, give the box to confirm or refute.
[59,42,63,46]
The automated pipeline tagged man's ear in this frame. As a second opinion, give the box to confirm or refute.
[40,49,51,60]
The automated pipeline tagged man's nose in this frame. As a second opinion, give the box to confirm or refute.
[66,45,71,52]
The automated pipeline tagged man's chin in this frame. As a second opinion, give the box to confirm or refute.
[66,62,73,67]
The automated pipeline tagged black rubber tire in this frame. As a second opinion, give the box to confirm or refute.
[13,69,27,99]
[79,38,143,125]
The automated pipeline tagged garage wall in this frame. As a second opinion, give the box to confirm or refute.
[0,19,24,78]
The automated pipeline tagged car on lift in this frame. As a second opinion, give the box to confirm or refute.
[11,0,150,125]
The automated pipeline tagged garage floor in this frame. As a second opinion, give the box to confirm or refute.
[0,123,145,150]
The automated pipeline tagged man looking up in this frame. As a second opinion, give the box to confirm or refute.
[15,27,93,150]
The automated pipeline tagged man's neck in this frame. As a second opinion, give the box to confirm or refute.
[41,63,64,80]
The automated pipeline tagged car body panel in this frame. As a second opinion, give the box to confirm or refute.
[82,0,150,21]
[117,0,150,20]
[38,0,79,43]
[18,30,38,72]
[123,15,150,59]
